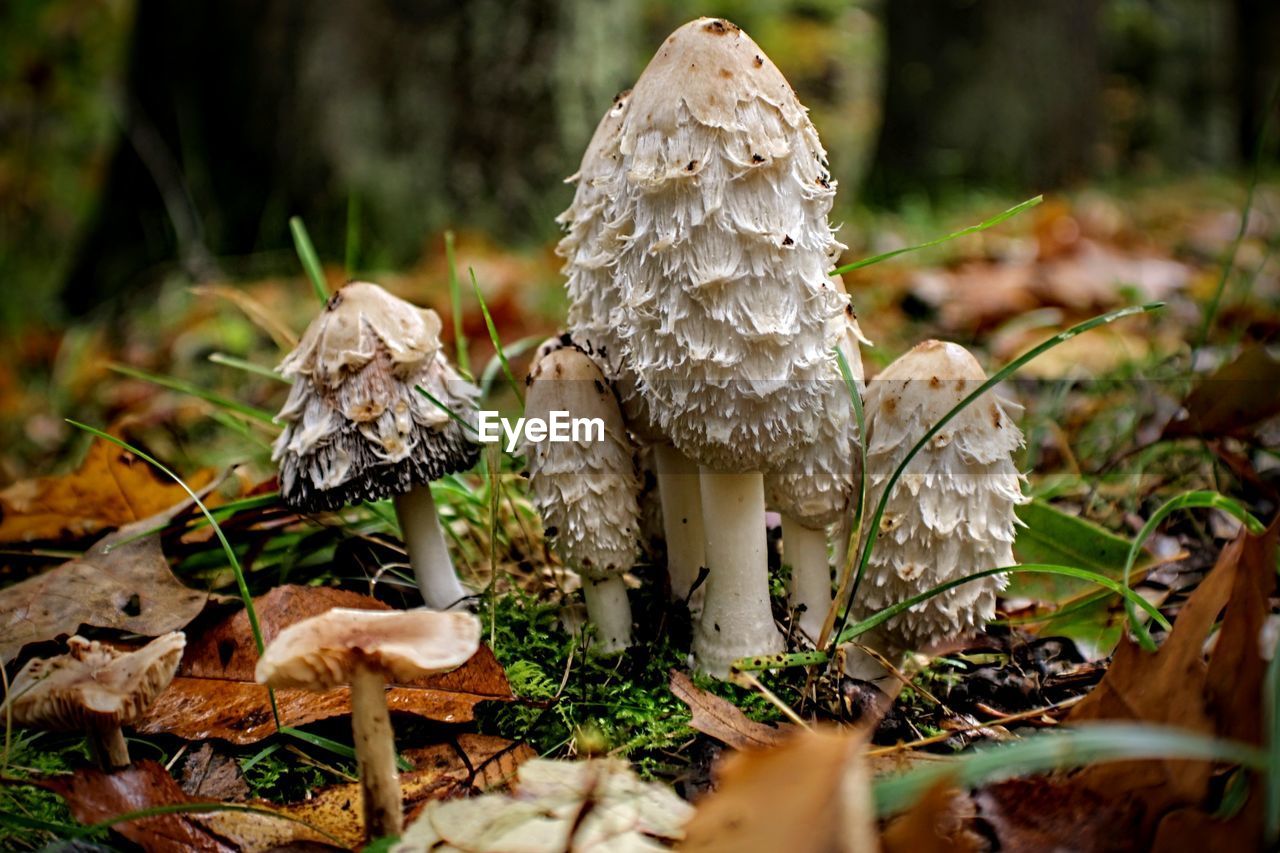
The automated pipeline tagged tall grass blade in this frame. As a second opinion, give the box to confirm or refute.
[831,195,1043,276]
[445,231,470,376]
[1123,490,1265,650]
[208,352,290,383]
[289,215,328,304]
[470,268,523,405]
[110,363,277,426]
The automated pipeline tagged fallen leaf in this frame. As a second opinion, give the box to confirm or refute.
[1067,520,1278,839]
[179,743,249,802]
[970,777,1141,853]
[1164,344,1280,440]
[0,500,214,662]
[881,781,982,853]
[681,728,877,853]
[669,670,792,751]
[0,439,214,544]
[393,756,692,853]
[139,585,512,744]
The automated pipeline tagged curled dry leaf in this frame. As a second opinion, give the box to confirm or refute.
[881,781,983,853]
[681,728,877,853]
[0,501,214,662]
[179,743,250,802]
[393,756,693,853]
[49,735,533,853]
[669,670,792,751]
[138,585,512,744]
[0,439,215,544]
[1163,344,1280,440]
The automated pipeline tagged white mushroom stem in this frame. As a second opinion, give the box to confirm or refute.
[394,486,469,610]
[349,663,403,840]
[653,444,707,611]
[581,576,633,655]
[93,726,130,770]
[783,515,832,642]
[692,469,783,676]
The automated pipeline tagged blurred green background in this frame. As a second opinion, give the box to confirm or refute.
[0,0,1274,327]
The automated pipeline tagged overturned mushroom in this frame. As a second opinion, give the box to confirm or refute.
[256,607,480,841]
[605,18,851,674]
[846,340,1027,681]
[3,632,185,769]
[524,342,641,653]
[273,281,479,609]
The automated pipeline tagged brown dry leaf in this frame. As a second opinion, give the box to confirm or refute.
[0,500,215,662]
[669,670,792,750]
[1067,520,1278,838]
[881,781,982,853]
[179,743,250,802]
[1164,344,1280,440]
[970,777,1141,853]
[0,439,215,544]
[681,728,877,853]
[139,585,512,744]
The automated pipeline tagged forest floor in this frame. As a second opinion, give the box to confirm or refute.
[1,175,1278,850]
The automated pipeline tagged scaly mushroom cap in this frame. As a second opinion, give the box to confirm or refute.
[765,302,869,527]
[272,281,479,513]
[603,18,849,472]
[4,632,185,731]
[255,608,481,690]
[557,93,663,444]
[524,344,642,579]
[853,340,1027,652]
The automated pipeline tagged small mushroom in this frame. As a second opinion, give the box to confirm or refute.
[602,19,849,675]
[524,343,641,653]
[847,340,1027,680]
[273,281,480,610]
[255,607,480,841]
[767,292,869,642]
[2,632,185,769]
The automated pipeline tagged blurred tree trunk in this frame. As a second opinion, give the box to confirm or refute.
[865,0,1101,204]
[1235,0,1280,162]
[63,0,637,315]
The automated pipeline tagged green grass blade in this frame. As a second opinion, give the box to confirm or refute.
[826,347,867,647]
[831,195,1043,276]
[829,303,1165,650]
[873,722,1268,817]
[209,352,290,383]
[109,363,277,426]
[470,268,523,405]
[480,335,543,400]
[289,215,328,304]
[446,231,470,376]
[1123,490,1265,650]
[415,385,480,437]
[282,726,412,772]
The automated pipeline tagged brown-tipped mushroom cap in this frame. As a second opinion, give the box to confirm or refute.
[5,632,185,731]
[272,281,479,513]
[255,608,481,690]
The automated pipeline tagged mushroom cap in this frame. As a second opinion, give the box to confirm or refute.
[853,341,1027,652]
[4,632,185,731]
[523,345,641,579]
[604,18,850,472]
[254,607,480,690]
[272,281,480,513]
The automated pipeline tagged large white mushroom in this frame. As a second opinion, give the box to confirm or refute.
[273,282,480,610]
[845,340,1027,681]
[605,18,850,674]
[523,342,642,653]
[557,89,709,614]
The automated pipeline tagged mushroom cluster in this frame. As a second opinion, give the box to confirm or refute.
[556,17,857,675]
[523,341,641,653]
[845,341,1027,681]
[274,281,479,610]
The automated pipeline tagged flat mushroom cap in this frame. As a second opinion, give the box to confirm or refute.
[4,632,185,731]
[273,281,479,513]
[608,18,851,472]
[853,340,1026,652]
[523,344,642,578]
[255,608,481,690]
